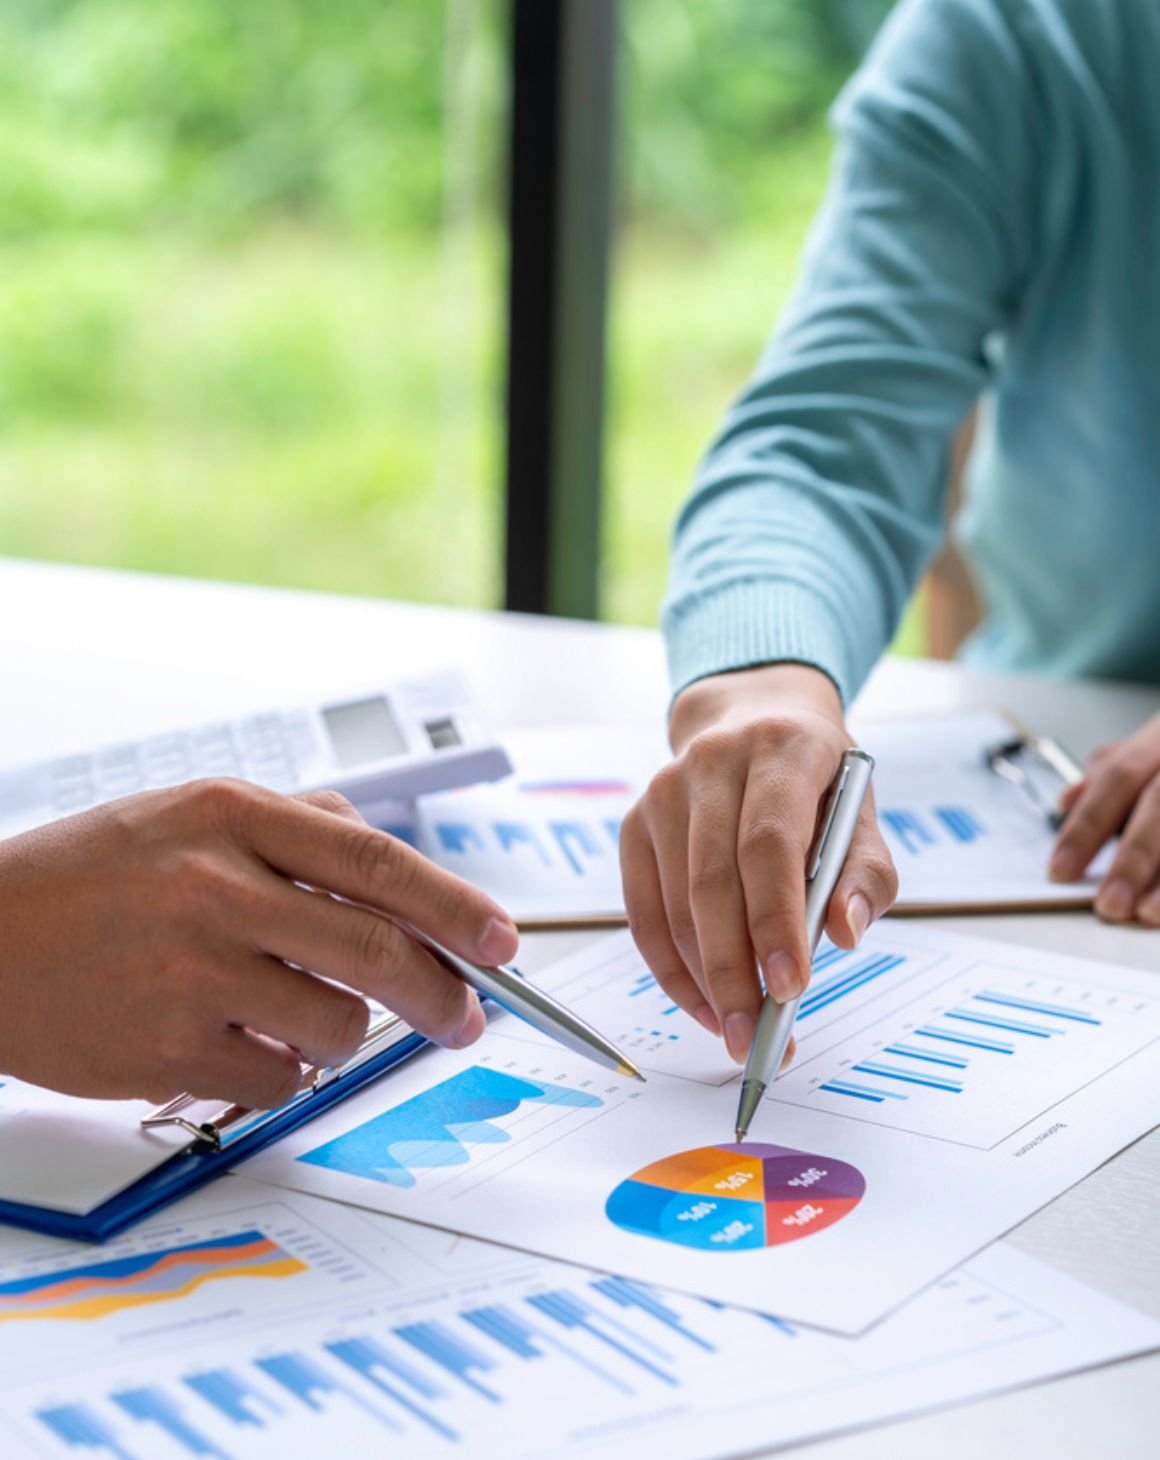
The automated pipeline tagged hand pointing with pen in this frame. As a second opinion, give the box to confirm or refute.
[619,663,899,1066]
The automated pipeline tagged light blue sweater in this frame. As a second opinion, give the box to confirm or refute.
[663,0,1160,706]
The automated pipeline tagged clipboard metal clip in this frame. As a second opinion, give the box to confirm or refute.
[139,1006,408,1153]
[983,733,1082,831]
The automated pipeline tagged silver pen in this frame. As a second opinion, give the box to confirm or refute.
[406,927,646,1082]
[733,748,875,1142]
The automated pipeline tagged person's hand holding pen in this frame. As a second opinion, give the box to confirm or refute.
[619,663,899,1068]
[1050,709,1160,926]
[0,780,520,1108]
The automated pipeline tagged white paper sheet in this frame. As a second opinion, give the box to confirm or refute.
[0,1081,190,1215]
[856,711,1112,909]
[394,712,1111,922]
[378,725,667,923]
[245,924,1160,1333]
[0,1177,1154,1460]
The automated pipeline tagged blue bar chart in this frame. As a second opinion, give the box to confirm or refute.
[776,946,1157,1148]
[880,806,988,856]
[19,1258,796,1459]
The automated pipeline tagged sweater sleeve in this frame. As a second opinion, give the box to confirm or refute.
[662,0,1042,706]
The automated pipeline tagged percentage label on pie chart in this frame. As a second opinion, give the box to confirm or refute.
[605,1143,865,1252]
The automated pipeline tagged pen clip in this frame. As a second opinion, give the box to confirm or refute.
[806,759,852,881]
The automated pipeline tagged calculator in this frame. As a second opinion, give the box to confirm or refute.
[0,669,512,842]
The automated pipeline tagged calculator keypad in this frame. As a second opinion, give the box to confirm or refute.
[47,714,312,818]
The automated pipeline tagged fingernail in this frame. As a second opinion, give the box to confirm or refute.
[1096,878,1135,922]
[1137,895,1160,927]
[724,1011,756,1064]
[693,1003,721,1036]
[764,951,801,1003]
[845,893,871,945]
[449,997,487,1049]
[1049,848,1082,882]
[478,916,519,965]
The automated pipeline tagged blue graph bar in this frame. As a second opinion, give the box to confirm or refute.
[255,1352,398,1430]
[494,821,550,864]
[112,1387,228,1459]
[527,1291,679,1386]
[184,1369,278,1428]
[975,991,1102,1025]
[799,953,904,1018]
[591,1276,716,1353]
[395,1321,502,1402]
[465,1302,633,1394]
[820,1078,907,1103]
[603,818,622,846]
[433,822,486,855]
[463,1304,543,1359]
[37,1405,137,1460]
[881,809,936,855]
[947,1009,1058,1038]
[852,1061,963,1093]
[628,974,656,997]
[326,1337,458,1440]
[549,821,601,876]
[916,1025,1015,1054]
[884,1043,968,1070]
[934,806,986,843]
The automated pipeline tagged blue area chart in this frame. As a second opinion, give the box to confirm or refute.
[299,1066,603,1188]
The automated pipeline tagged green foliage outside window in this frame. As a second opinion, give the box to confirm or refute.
[0,0,901,633]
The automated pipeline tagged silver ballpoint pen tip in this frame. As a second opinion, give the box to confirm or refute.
[734,1127,747,1145]
[617,1060,646,1082]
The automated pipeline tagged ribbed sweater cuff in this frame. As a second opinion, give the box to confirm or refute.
[663,579,858,709]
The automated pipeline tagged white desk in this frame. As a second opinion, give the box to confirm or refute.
[3,557,1158,1456]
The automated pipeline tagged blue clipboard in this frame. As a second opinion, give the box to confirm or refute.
[0,1030,427,1244]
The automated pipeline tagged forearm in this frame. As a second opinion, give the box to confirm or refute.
[664,0,1038,705]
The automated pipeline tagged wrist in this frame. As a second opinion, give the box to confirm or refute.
[669,663,844,752]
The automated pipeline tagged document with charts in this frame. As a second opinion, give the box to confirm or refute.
[0,1178,1155,1460]
[855,710,1112,910]
[377,726,668,926]
[246,925,1160,1333]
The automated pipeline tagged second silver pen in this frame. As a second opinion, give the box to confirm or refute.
[733,748,875,1142]
[405,926,646,1082]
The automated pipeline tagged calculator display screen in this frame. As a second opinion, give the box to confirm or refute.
[322,696,407,768]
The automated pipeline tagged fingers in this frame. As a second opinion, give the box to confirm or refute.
[225,783,519,966]
[254,879,485,1048]
[225,955,371,1068]
[1050,751,1149,882]
[185,1026,305,1110]
[735,733,833,1006]
[1091,778,1160,922]
[620,807,714,1031]
[638,764,705,990]
[824,792,900,949]
[685,748,754,1058]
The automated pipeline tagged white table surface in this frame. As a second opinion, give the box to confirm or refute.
[2,557,1159,1456]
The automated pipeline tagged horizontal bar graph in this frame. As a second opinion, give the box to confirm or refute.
[789,955,1135,1144]
[799,945,907,1021]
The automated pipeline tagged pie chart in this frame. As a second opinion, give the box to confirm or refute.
[605,1143,865,1252]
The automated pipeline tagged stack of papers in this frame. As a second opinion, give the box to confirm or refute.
[0,1179,1154,1459]
[397,712,1108,926]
